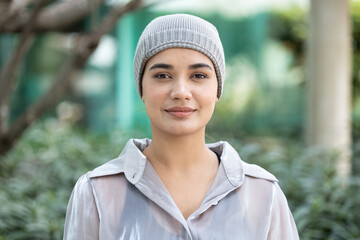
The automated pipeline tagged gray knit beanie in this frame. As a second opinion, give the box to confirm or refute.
[133,14,225,98]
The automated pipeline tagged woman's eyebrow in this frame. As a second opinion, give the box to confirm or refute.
[189,63,213,70]
[149,63,173,70]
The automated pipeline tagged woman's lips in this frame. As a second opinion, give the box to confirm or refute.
[165,106,196,118]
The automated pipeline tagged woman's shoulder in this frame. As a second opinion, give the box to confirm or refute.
[241,160,278,182]
[87,155,126,179]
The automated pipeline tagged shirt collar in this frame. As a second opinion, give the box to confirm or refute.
[206,141,244,187]
[87,138,277,185]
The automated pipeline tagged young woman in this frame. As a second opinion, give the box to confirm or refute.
[63,14,299,239]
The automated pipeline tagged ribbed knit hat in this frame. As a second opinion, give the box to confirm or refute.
[133,14,225,98]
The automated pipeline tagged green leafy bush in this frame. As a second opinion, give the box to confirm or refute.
[1,121,359,239]
[0,120,127,240]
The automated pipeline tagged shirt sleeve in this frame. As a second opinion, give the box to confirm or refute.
[63,174,100,240]
[267,182,299,240]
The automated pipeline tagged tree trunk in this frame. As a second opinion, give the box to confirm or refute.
[306,0,352,177]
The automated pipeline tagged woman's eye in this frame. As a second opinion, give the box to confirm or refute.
[192,73,207,79]
[155,73,171,79]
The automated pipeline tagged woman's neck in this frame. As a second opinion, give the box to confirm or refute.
[143,130,215,173]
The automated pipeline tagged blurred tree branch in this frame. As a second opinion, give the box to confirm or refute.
[0,0,143,155]
[0,0,108,32]
[0,0,48,133]
[0,0,36,29]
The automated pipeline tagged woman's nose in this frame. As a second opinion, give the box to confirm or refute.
[170,78,192,100]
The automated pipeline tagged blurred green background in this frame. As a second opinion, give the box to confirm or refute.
[0,0,360,239]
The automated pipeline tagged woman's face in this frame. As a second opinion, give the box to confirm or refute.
[141,48,218,137]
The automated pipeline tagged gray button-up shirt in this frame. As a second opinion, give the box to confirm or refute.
[64,138,299,240]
